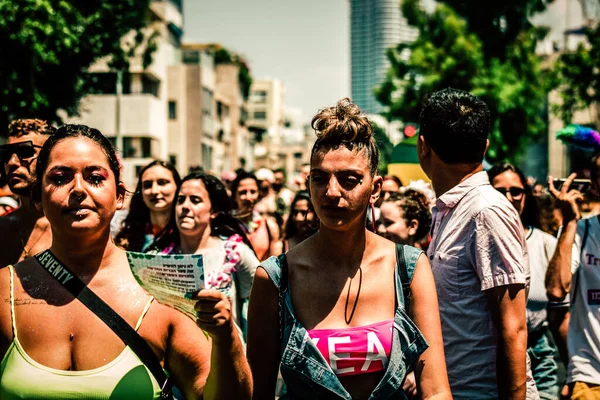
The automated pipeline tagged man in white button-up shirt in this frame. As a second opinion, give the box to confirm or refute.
[417,88,536,399]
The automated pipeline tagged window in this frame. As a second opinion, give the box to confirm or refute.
[202,88,213,117]
[253,111,267,120]
[183,50,200,64]
[168,101,177,120]
[142,75,160,97]
[201,143,213,170]
[168,154,177,167]
[250,90,268,103]
[122,137,153,158]
[88,72,131,95]
[217,102,229,120]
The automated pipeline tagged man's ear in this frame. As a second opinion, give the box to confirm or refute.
[418,135,430,159]
[306,175,311,197]
[484,139,490,156]
[371,175,383,205]
[116,182,127,211]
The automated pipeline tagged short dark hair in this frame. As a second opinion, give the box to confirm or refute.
[33,124,120,203]
[274,168,286,178]
[419,88,490,164]
[7,119,56,138]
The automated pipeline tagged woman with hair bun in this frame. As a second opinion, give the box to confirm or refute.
[248,99,451,399]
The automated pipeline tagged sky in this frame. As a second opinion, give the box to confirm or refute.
[183,0,350,126]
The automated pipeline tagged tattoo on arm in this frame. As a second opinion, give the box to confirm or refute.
[6,298,46,306]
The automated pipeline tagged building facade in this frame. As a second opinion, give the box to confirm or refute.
[350,0,419,115]
[247,79,285,168]
[69,0,183,186]
[168,45,216,175]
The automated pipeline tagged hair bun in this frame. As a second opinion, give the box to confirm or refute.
[311,98,372,143]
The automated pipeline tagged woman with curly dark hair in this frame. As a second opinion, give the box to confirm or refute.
[377,190,431,247]
[115,160,181,251]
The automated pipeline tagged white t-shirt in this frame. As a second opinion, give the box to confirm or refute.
[568,216,600,385]
[525,227,557,331]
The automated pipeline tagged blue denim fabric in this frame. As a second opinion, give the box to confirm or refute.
[527,329,559,400]
[261,245,429,400]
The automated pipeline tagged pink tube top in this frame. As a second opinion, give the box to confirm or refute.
[307,319,394,377]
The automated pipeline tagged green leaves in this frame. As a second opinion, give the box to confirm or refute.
[0,0,152,132]
[551,25,600,128]
[376,0,549,162]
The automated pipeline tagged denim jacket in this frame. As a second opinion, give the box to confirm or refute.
[261,244,429,399]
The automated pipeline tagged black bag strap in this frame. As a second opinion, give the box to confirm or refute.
[395,244,411,309]
[278,254,289,345]
[35,250,172,399]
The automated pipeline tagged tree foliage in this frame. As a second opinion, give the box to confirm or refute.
[0,0,153,132]
[551,24,600,128]
[377,0,550,162]
[372,122,394,174]
[211,46,253,101]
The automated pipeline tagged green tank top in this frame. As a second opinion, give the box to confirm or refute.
[0,265,162,399]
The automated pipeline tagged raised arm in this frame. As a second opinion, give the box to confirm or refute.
[166,290,252,400]
[486,284,528,400]
[546,173,583,301]
[247,267,281,400]
[409,254,452,400]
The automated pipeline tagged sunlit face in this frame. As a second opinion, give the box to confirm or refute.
[235,178,260,213]
[377,201,414,245]
[4,133,48,196]
[492,170,526,215]
[310,147,379,230]
[41,137,123,235]
[291,199,317,233]
[176,179,213,236]
[141,165,177,213]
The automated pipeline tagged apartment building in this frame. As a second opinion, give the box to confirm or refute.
[70,0,183,186]
[350,0,419,115]
[168,45,216,175]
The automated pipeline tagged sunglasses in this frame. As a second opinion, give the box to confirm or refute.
[495,187,525,200]
[0,141,43,164]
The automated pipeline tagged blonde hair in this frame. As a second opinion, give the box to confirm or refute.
[310,98,380,175]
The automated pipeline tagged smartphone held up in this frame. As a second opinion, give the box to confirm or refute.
[552,178,592,193]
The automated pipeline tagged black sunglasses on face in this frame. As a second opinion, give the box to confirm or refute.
[495,187,525,199]
[0,141,43,164]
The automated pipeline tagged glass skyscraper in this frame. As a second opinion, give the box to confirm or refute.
[350,0,419,115]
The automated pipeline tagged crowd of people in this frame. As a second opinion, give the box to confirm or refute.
[0,88,598,399]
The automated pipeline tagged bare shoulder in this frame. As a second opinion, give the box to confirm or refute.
[265,216,280,236]
[368,231,397,257]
